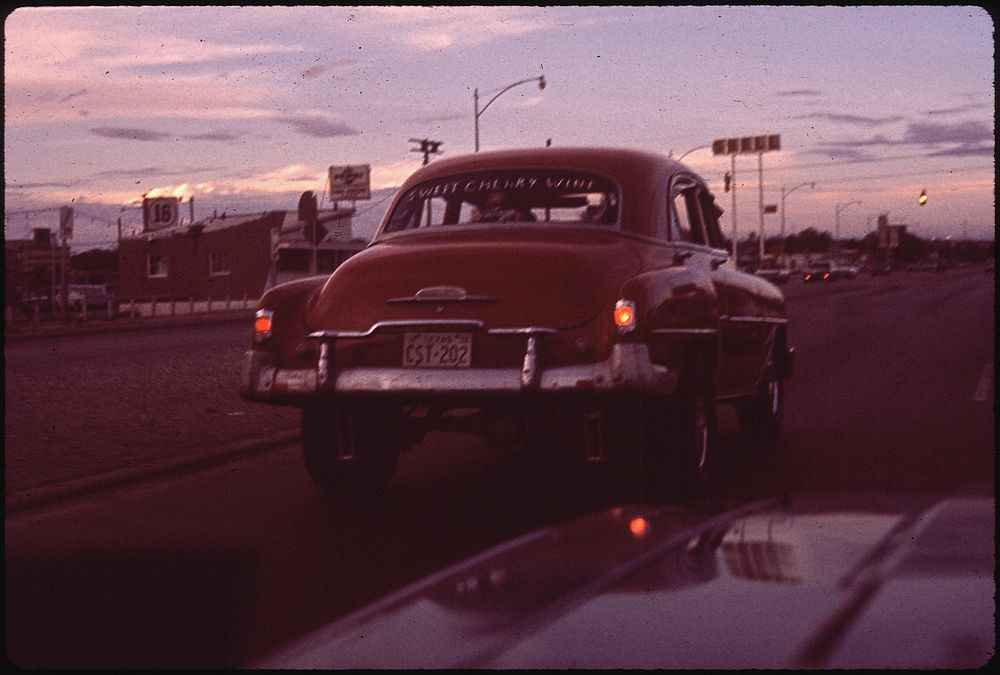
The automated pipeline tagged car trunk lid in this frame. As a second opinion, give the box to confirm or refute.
[306,227,641,332]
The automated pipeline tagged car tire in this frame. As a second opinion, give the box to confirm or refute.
[301,401,402,496]
[640,353,718,501]
[736,352,784,444]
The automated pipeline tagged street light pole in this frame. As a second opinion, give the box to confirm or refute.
[730,153,738,260]
[834,199,862,256]
[672,145,708,161]
[474,75,546,152]
[780,182,814,265]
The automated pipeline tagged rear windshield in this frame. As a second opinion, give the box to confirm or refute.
[382,169,620,234]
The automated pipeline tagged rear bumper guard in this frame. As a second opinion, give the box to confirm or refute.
[241,320,677,403]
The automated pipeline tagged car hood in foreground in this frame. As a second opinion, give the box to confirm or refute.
[257,490,995,669]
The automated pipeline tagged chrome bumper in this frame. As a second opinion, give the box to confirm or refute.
[241,342,677,403]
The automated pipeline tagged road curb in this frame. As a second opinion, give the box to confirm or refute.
[5,429,300,516]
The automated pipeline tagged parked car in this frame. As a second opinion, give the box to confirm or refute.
[241,147,794,498]
[830,260,858,279]
[754,263,792,285]
[868,261,891,276]
[257,488,995,669]
[802,260,835,282]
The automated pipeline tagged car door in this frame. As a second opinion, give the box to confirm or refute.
[686,182,767,397]
[667,176,747,397]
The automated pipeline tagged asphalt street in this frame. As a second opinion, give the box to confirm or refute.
[4,266,995,668]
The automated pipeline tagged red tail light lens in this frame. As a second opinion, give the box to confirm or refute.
[614,299,636,334]
[253,309,274,344]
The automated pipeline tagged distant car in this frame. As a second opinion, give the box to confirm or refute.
[803,261,834,282]
[55,284,116,311]
[241,147,794,498]
[257,490,995,669]
[754,265,791,285]
[831,261,858,279]
[868,261,891,276]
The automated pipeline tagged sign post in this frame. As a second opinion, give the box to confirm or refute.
[712,134,780,262]
[59,207,74,317]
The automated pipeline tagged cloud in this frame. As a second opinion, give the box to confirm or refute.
[407,113,465,124]
[795,112,906,127]
[349,6,572,51]
[901,121,993,146]
[88,127,248,143]
[271,113,359,138]
[776,89,823,98]
[90,127,172,141]
[925,102,989,116]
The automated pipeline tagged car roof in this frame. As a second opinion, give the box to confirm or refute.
[399,146,683,186]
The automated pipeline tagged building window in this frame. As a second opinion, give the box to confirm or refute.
[147,254,168,278]
[209,250,231,276]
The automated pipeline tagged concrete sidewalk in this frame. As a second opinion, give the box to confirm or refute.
[4,309,255,342]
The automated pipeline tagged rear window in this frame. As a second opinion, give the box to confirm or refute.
[382,169,620,234]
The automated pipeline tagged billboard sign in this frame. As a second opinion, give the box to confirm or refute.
[712,134,781,156]
[143,197,180,231]
[329,164,371,201]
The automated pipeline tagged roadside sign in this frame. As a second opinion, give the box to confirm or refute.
[712,134,781,155]
[59,206,74,240]
[329,164,371,201]
[143,197,179,231]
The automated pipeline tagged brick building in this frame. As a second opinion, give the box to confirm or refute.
[117,207,366,305]
[4,228,70,311]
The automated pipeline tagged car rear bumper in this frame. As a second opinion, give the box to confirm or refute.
[240,342,678,406]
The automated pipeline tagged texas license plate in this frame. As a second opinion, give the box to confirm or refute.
[403,333,472,368]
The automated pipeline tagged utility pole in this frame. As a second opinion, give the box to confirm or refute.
[410,139,443,226]
[410,138,443,166]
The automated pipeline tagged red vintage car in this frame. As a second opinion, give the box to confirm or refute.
[241,147,793,498]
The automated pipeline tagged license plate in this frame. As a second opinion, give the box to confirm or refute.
[403,333,472,368]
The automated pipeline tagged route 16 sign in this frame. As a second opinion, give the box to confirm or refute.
[329,164,371,201]
[143,197,180,231]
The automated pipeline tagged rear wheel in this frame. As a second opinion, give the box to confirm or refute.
[301,401,403,496]
[736,348,785,444]
[640,353,718,501]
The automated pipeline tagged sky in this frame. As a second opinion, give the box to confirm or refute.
[4,5,995,250]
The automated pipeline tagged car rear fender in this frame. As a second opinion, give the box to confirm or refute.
[257,276,328,358]
[617,268,721,377]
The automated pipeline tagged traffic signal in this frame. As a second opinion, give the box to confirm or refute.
[919,189,928,206]
[724,172,731,192]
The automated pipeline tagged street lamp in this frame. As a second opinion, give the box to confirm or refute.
[780,182,814,265]
[834,199,862,255]
[671,145,708,161]
[474,75,546,152]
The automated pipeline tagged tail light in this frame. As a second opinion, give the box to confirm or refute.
[253,309,274,344]
[614,299,636,335]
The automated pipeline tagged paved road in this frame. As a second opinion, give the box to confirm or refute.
[4,266,994,668]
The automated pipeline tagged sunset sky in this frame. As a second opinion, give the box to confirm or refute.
[4,6,994,249]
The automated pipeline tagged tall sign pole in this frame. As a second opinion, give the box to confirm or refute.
[730,153,738,259]
[758,151,765,262]
[713,134,780,264]
[59,206,73,317]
